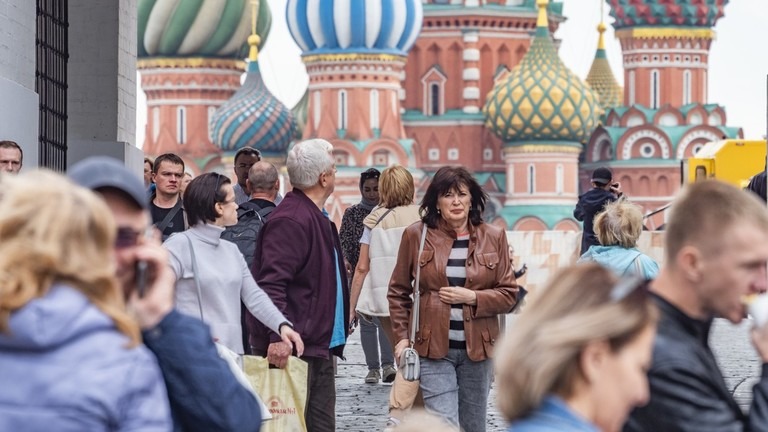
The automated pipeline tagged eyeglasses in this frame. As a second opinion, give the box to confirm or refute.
[609,275,649,303]
[213,174,224,198]
[115,225,153,249]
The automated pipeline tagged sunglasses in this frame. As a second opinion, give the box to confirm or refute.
[609,275,649,303]
[116,226,153,249]
[361,170,380,181]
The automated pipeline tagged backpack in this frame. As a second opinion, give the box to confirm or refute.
[221,202,274,268]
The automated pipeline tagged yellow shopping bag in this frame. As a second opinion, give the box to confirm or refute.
[243,355,308,432]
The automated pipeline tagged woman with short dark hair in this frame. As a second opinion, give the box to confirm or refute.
[163,172,303,356]
[388,166,518,432]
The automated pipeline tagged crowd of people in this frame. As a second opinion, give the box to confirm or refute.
[1,137,768,432]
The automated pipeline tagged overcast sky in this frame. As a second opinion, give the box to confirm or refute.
[136,0,768,147]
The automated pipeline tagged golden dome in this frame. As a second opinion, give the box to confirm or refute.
[586,20,623,110]
[483,0,600,143]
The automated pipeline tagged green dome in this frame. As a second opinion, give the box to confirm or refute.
[138,0,271,59]
[483,0,599,143]
[606,0,728,30]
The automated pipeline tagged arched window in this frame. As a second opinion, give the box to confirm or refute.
[370,89,380,131]
[683,70,691,105]
[555,164,563,195]
[338,90,348,131]
[527,164,535,194]
[430,83,440,116]
[177,106,186,145]
[650,69,660,109]
[628,71,636,105]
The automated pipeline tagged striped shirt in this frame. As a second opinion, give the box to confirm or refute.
[446,234,469,350]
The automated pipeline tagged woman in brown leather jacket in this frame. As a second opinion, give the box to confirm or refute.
[388,166,519,432]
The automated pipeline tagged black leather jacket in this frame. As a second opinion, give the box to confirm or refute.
[624,294,768,432]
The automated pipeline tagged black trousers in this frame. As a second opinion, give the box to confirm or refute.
[303,356,336,432]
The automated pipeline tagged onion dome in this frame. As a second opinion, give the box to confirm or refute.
[286,0,423,56]
[586,22,623,111]
[209,9,295,157]
[138,0,272,58]
[606,0,728,29]
[483,0,600,143]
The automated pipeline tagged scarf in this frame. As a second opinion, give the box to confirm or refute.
[359,197,377,212]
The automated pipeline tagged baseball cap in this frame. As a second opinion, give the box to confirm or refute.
[68,156,148,210]
[591,167,613,185]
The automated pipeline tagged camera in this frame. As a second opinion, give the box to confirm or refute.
[611,182,620,189]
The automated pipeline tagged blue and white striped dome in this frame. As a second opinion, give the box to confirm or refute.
[286,0,423,56]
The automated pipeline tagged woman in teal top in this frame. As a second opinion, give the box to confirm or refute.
[578,199,659,280]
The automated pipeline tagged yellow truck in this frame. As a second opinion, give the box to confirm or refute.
[685,139,766,187]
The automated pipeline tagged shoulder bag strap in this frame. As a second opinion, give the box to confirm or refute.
[622,251,644,276]
[156,198,183,233]
[374,208,394,227]
[184,233,205,322]
[410,223,428,347]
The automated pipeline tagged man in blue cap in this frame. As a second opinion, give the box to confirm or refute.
[69,156,263,432]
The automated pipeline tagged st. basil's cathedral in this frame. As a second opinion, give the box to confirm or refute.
[137,0,736,230]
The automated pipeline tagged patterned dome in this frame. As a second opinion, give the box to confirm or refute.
[138,0,271,58]
[483,0,600,143]
[286,0,423,56]
[586,22,623,111]
[209,61,296,156]
[607,0,728,29]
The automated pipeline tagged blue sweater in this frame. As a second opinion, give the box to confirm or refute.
[143,310,262,432]
[508,396,599,431]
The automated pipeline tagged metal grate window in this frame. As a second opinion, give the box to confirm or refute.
[36,0,68,170]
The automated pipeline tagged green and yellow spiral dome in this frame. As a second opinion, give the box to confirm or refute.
[483,0,599,143]
[138,0,271,59]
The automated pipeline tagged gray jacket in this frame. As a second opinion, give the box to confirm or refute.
[165,223,287,354]
[0,284,171,431]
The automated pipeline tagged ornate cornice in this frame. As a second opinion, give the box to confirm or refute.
[137,58,246,70]
[503,144,582,154]
[615,28,715,40]
[302,53,407,64]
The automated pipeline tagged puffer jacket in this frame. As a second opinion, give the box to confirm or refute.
[0,284,171,431]
[388,220,518,362]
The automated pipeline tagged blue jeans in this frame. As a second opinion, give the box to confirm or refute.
[419,349,493,432]
[359,314,394,369]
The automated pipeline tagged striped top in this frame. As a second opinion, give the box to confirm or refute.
[446,234,469,350]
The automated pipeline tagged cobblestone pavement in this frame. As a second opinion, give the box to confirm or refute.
[334,317,762,431]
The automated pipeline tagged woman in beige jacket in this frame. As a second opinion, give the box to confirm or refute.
[348,164,422,429]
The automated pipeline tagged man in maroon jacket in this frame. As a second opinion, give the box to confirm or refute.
[248,138,349,432]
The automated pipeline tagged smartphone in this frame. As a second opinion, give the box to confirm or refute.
[134,226,155,298]
[135,260,148,298]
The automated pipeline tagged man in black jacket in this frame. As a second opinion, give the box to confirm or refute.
[574,166,623,256]
[624,180,768,432]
